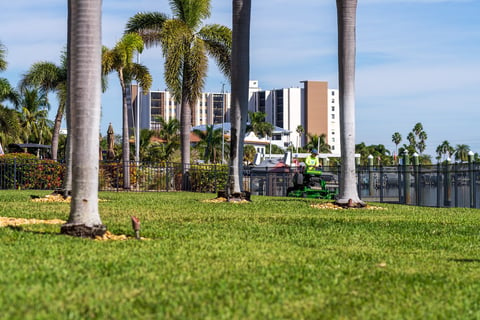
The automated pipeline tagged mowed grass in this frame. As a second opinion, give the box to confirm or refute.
[0,191,480,319]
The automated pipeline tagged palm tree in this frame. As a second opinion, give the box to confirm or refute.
[296,125,305,153]
[17,87,52,147]
[60,0,105,238]
[229,0,251,197]
[306,133,330,153]
[193,125,225,163]
[436,140,454,162]
[0,105,22,149]
[455,144,470,162]
[0,41,7,72]
[102,33,152,189]
[156,117,180,161]
[126,1,231,178]
[335,0,363,206]
[20,54,67,161]
[246,111,273,139]
[391,132,401,162]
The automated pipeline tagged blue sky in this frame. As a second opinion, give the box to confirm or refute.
[1,0,479,159]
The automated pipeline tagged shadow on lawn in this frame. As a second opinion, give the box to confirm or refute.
[448,258,480,263]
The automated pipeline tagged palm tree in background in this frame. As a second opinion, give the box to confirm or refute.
[296,125,305,153]
[61,0,105,238]
[21,54,67,161]
[335,0,363,206]
[126,0,231,178]
[193,125,225,163]
[17,87,52,147]
[436,140,454,162]
[229,0,251,197]
[391,132,401,162]
[0,105,22,149]
[246,111,273,139]
[102,33,152,189]
[455,144,470,162]
[305,133,330,154]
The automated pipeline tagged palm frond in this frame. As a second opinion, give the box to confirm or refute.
[182,38,208,104]
[125,12,168,48]
[199,24,232,79]
[169,0,211,29]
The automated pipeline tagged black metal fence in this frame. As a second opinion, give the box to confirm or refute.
[1,158,480,208]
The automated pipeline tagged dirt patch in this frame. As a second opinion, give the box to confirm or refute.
[31,194,71,203]
[0,217,66,227]
[201,197,250,204]
[311,202,386,210]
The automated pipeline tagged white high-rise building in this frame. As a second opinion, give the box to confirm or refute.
[128,80,340,154]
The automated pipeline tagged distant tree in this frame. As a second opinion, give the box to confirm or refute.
[391,132,402,161]
[102,33,152,189]
[246,111,273,139]
[156,117,180,161]
[193,125,225,163]
[305,133,330,153]
[436,140,455,162]
[0,41,6,71]
[21,54,67,161]
[0,105,22,148]
[17,87,52,146]
[455,144,470,162]
[296,124,305,153]
[243,144,256,164]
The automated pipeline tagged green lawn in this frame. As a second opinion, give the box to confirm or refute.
[0,190,479,319]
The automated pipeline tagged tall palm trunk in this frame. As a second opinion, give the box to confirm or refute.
[61,0,105,237]
[51,105,64,161]
[229,0,251,195]
[119,70,130,189]
[335,0,363,206]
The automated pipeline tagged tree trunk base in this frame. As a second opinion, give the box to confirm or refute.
[60,223,107,238]
[335,198,367,209]
[217,191,251,202]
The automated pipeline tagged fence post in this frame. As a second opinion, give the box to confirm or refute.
[468,151,475,208]
[436,163,442,207]
[13,158,17,190]
[368,155,374,196]
[403,151,411,205]
[444,158,451,207]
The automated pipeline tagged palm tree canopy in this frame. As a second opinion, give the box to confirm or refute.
[125,1,231,103]
[0,41,7,71]
[246,111,273,139]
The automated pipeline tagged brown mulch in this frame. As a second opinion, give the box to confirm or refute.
[0,217,66,227]
[201,197,250,204]
[310,202,387,210]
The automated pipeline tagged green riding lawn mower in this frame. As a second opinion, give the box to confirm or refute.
[287,168,338,199]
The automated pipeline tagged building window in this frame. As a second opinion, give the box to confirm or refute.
[331,99,335,103]
[331,106,335,112]
[332,145,335,150]
[331,114,335,120]
[331,91,335,96]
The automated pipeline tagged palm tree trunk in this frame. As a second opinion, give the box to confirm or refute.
[335,0,364,206]
[180,95,191,189]
[50,106,63,161]
[120,73,130,189]
[229,0,251,196]
[61,0,105,237]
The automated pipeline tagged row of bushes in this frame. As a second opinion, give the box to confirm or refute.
[0,154,229,192]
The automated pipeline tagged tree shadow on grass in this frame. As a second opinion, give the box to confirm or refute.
[448,258,480,263]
